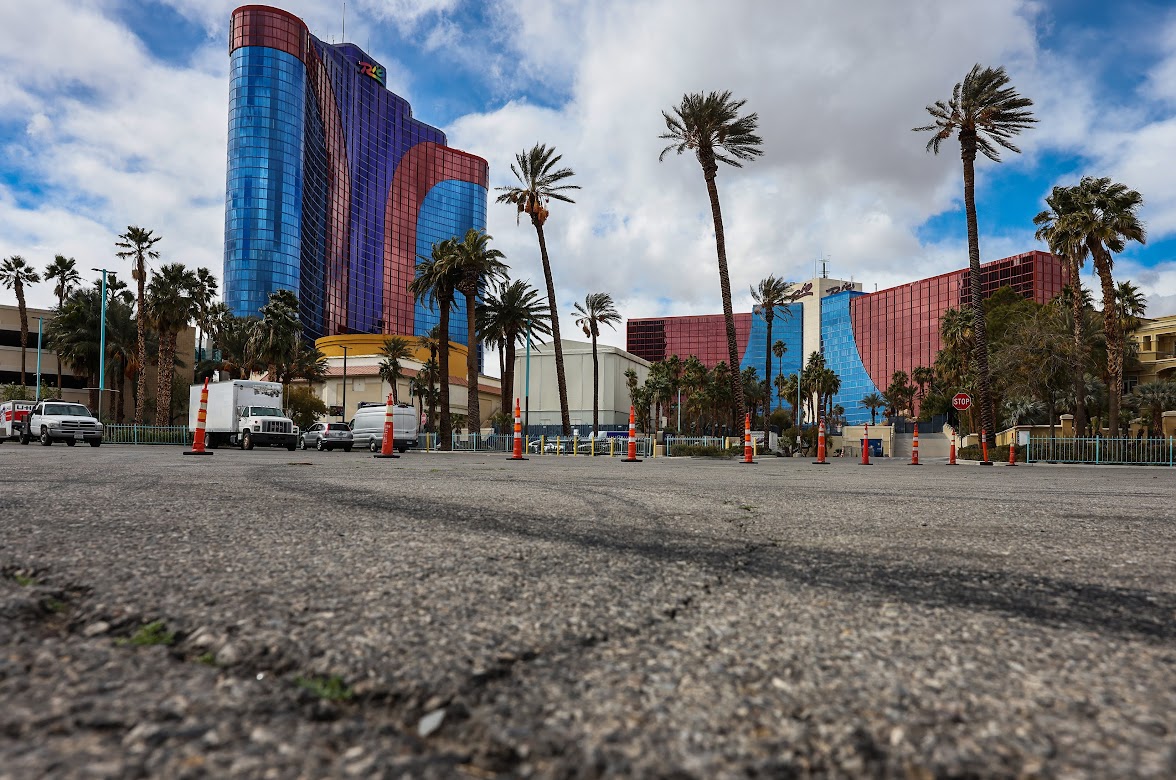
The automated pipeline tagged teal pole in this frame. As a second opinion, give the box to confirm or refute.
[92,268,108,418]
[524,324,531,434]
[35,317,43,401]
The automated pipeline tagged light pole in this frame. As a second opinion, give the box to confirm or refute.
[91,268,109,419]
[340,345,350,422]
[35,317,43,401]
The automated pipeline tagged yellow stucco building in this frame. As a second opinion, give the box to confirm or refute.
[1130,314,1176,387]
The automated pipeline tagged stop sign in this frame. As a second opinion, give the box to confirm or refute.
[952,393,972,411]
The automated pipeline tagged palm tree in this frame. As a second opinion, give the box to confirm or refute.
[1035,185,1091,437]
[145,263,198,427]
[46,287,101,409]
[115,226,162,425]
[478,279,552,428]
[410,239,461,448]
[44,255,81,393]
[281,341,328,389]
[105,273,134,305]
[1130,381,1175,437]
[751,276,793,414]
[208,314,259,380]
[444,228,507,435]
[661,91,763,429]
[860,392,884,425]
[772,339,786,385]
[378,336,413,403]
[252,289,301,381]
[911,366,935,401]
[0,256,42,388]
[191,267,219,362]
[916,64,1035,449]
[416,325,444,432]
[779,373,800,426]
[1044,177,1146,434]
[495,144,580,435]
[573,292,622,436]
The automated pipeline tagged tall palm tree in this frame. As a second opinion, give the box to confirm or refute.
[0,256,42,388]
[573,292,622,436]
[105,272,134,305]
[115,226,162,424]
[410,239,461,448]
[378,336,413,403]
[860,392,884,425]
[191,267,219,362]
[911,366,935,400]
[478,279,552,426]
[495,144,579,435]
[915,64,1035,449]
[145,263,198,426]
[660,91,764,428]
[443,228,507,435]
[1046,177,1146,434]
[751,275,793,414]
[772,339,786,385]
[44,255,81,393]
[416,325,444,432]
[46,287,101,409]
[1035,185,1091,437]
[252,289,301,382]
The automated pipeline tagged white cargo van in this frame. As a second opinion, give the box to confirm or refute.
[349,402,418,453]
[188,380,298,450]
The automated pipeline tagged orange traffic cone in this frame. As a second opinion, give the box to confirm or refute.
[947,431,957,466]
[979,428,992,465]
[1007,440,1017,467]
[373,393,399,459]
[812,418,829,465]
[860,422,872,465]
[508,398,527,461]
[184,377,214,456]
[741,412,756,464]
[909,422,921,466]
[621,405,641,462]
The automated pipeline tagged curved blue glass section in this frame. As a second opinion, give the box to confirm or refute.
[740,303,803,404]
[224,46,305,320]
[822,291,879,424]
[413,179,488,346]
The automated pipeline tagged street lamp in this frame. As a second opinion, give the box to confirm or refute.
[91,268,110,419]
[34,316,43,401]
[524,324,531,434]
[339,344,350,422]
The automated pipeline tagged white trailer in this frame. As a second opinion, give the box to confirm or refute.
[189,380,298,450]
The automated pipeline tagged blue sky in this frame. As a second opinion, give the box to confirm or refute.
[2,0,1175,339]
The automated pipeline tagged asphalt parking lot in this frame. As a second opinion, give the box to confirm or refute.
[2,445,1174,778]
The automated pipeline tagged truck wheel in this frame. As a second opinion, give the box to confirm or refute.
[242,431,254,450]
[205,432,217,450]
[286,442,296,451]
[90,439,102,447]
[40,428,52,446]
[66,439,76,447]
[397,446,407,454]
[343,445,352,452]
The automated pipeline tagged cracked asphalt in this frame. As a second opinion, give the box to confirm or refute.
[1,446,1174,778]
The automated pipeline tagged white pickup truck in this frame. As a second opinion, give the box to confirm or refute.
[20,401,103,447]
[189,380,298,450]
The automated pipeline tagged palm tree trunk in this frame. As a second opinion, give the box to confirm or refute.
[438,301,452,449]
[960,136,995,450]
[16,283,28,388]
[533,222,571,435]
[591,331,599,435]
[56,290,65,394]
[700,157,746,428]
[134,261,147,426]
[498,340,508,425]
[1068,258,1087,436]
[504,337,517,429]
[465,286,480,435]
[1089,241,1122,436]
[155,332,175,427]
[764,313,773,415]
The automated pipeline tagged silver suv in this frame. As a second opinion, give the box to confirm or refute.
[21,401,103,447]
[299,422,353,452]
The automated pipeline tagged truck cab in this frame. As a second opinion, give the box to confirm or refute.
[235,405,297,450]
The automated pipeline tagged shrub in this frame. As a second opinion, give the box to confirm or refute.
[958,443,1023,462]
[669,444,729,457]
[286,386,328,431]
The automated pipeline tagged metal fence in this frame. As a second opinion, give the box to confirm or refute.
[1027,436,1175,466]
[103,425,191,446]
[416,433,652,457]
[664,435,729,455]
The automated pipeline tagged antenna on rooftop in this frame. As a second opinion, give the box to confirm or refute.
[342,0,346,42]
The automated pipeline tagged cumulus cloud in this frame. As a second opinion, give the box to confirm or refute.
[2,0,1173,349]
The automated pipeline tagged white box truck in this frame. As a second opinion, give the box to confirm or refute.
[188,380,298,450]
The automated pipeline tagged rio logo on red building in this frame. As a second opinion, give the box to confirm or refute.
[358,61,386,87]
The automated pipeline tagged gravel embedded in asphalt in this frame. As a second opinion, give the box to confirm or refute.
[1,446,1174,778]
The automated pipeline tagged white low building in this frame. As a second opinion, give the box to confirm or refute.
[510,339,651,429]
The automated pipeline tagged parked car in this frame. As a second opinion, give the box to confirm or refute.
[300,422,353,452]
[20,401,103,447]
[350,402,419,453]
